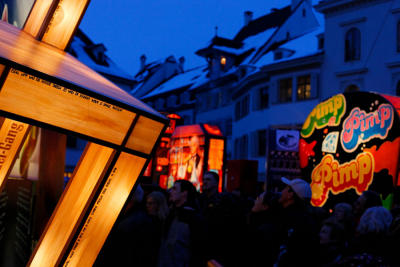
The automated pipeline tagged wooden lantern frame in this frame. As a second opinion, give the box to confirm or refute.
[0,1,167,266]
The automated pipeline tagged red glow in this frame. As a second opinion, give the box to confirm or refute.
[167,113,181,120]
[156,165,163,172]
[203,124,222,136]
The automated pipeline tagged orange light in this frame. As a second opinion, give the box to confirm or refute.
[156,165,163,172]
[220,56,226,66]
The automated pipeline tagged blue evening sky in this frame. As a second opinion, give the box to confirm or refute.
[79,0,290,76]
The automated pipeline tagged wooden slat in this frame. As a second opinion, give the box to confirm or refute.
[63,153,147,266]
[23,0,56,38]
[0,69,136,145]
[126,116,165,154]
[0,119,30,192]
[41,0,91,50]
[0,20,162,118]
[28,143,115,267]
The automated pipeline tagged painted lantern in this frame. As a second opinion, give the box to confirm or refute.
[163,124,225,192]
[300,92,400,207]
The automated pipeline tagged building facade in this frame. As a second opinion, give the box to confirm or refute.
[135,0,400,183]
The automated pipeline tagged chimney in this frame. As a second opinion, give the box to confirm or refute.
[292,0,310,11]
[244,11,253,26]
[140,54,146,71]
[178,56,185,73]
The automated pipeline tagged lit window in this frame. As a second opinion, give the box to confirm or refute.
[220,56,226,66]
[297,75,311,100]
[345,27,361,61]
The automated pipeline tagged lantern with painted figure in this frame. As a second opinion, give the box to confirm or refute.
[165,124,225,192]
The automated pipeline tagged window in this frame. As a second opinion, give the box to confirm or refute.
[397,21,400,53]
[318,36,324,50]
[235,135,248,159]
[274,51,283,60]
[345,27,361,61]
[297,75,311,100]
[345,84,360,92]
[258,87,269,109]
[279,78,292,103]
[396,81,400,96]
[225,119,232,136]
[302,9,306,17]
[257,130,267,156]
[235,95,250,120]
[220,56,226,67]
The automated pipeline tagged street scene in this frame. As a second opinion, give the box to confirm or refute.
[0,0,399,266]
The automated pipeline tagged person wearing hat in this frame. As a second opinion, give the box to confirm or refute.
[279,177,312,207]
[273,177,319,267]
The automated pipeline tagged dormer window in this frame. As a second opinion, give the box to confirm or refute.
[86,43,109,66]
[220,56,226,67]
[274,51,283,60]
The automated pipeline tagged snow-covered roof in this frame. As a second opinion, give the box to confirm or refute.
[142,66,207,98]
[254,4,324,67]
[70,31,134,81]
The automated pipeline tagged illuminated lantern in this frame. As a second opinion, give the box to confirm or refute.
[0,6,167,267]
[167,124,225,192]
[300,92,400,207]
[143,113,182,187]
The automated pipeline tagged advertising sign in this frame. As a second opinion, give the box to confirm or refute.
[300,92,400,207]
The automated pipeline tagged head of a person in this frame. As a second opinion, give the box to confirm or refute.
[279,177,311,208]
[190,135,200,154]
[333,202,353,222]
[353,190,382,217]
[146,191,169,220]
[132,184,144,204]
[356,206,392,236]
[202,171,219,195]
[319,218,346,245]
[252,191,281,213]
[169,179,197,208]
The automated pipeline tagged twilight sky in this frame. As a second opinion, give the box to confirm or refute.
[79,0,291,76]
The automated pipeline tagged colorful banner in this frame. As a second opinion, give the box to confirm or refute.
[300,92,400,207]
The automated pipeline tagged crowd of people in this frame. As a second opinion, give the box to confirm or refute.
[94,171,400,267]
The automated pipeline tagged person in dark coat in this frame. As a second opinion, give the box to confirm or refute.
[157,179,206,267]
[273,177,319,267]
[95,184,159,267]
